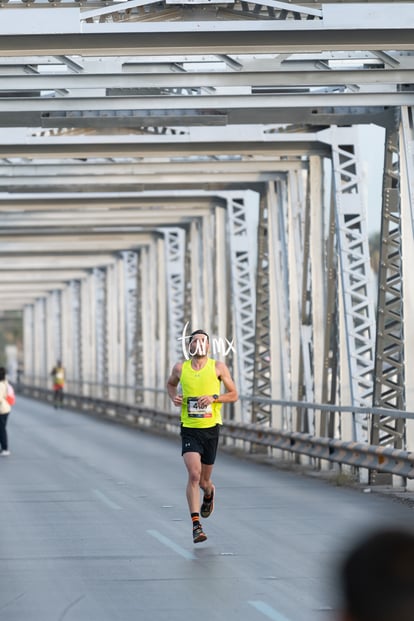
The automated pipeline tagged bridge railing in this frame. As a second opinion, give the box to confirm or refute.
[17,381,414,481]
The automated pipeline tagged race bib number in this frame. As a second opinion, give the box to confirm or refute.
[187,397,212,418]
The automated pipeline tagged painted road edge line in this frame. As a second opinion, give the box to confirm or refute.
[147,529,196,560]
[92,488,122,510]
[248,600,292,621]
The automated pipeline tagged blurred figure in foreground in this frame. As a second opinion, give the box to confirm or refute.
[50,360,65,409]
[0,366,12,456]
[337,528,414,621]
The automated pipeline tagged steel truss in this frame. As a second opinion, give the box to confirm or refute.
[327,126,377,442]
[402,107,414,235]
[140,240,160,407]
[47,290,62,374]
[163,228,186,374]
[319,175,340,438]
[33,298,47,384]
[185,216,212,335]
[295,167,315,434]
[371,115,406,450]
[77,0,323,23]
[255,169,321,433]
[267,178,292,430]
[23,305,35,383]
[134,249,144,403]
[225,192,259,423]
[94,267,109,399]
[69,279,82,389]
[252,192,272,423]
[120,250,139,402]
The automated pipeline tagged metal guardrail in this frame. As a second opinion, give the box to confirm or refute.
[18,384,414,479]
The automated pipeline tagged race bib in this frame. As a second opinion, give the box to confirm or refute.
[187,397,212,418]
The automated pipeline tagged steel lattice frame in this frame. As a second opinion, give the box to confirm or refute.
[225,192,259,422]
[252,191,272,424]
[46,289,62,374]
[23,305,35,383]
[121,250,139,400]
[328,126,377,442]
[296,168,316,433]
[184,223,194,331]
[200,213,216,335]
[319,174,340,438]
[164,228,186,376]
[34,298,47,383]
[1,1,414,470]
[212,202,230,367]
[94,267,109,398]
[371,116,406,449]
[70,279,82,389]
[134,249,144,403]
[78,0,323,23]
[267,178,293,430]
[402,106,414,236]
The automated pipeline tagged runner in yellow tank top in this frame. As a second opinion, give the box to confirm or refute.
[180,358,223,428]
[167,329,238,544]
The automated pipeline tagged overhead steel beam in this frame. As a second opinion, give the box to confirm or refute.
[0,171,289,190]
[0,160,307,177]
[0,15,413,56]
[0,69,412,90]
[0,282,67,291]
[0,234,154,255]
[0,270,88,281]
[0,256,117,269]
[0,93,412,113]
[0,138,332,158]
[0,211,211,230]
[0,108,395,128]
[0,195,219,211]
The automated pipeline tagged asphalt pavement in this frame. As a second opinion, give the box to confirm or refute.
[0,396,412,621]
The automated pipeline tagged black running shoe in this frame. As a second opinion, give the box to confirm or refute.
[200,485,215,518]
[193,523,207,544]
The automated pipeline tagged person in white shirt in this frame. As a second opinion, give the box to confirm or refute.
[0,366,12,456]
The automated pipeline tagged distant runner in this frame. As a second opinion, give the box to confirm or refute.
[50,360,65,409]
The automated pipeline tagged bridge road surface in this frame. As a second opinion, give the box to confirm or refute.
[1,397,413,621]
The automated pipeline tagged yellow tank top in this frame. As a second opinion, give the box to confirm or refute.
[180,358,222,428]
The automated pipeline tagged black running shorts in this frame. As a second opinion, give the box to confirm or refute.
[180,424,220,465]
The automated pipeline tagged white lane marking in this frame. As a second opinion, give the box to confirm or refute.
[248,600,291,621]
[92,488,122,510]
[147,529,196,560]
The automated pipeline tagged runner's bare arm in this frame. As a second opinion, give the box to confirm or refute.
[216,361,239,403]
[166,362,183,406]
[197,362,238,408]
[216,361,238,403]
